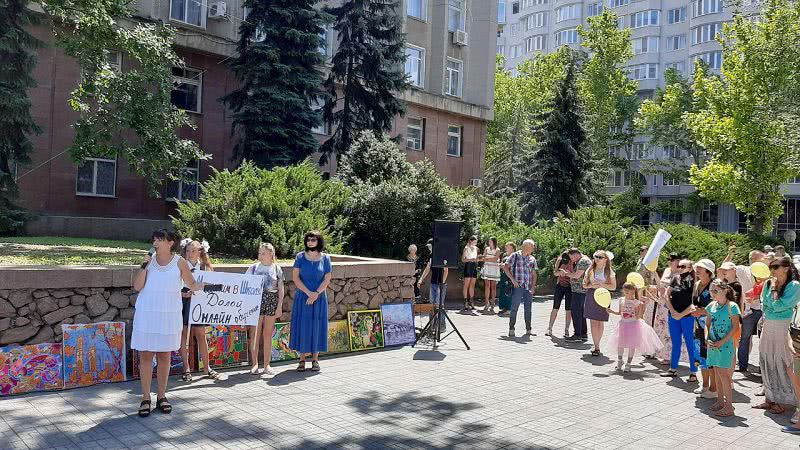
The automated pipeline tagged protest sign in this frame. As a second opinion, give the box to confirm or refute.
[189,271,263,326]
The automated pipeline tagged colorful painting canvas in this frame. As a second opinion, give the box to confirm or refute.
[324,320,350,355]
[202,325,249,370]
[62,322,126,389]
[271,322,298,362]
[381,302,416,346]
[132,346,195,379]
[348,310,384,352]
[0,343,63,396]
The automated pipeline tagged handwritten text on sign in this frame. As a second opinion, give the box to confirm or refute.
[189,271,263,326]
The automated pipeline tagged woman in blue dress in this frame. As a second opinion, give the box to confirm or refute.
[290,231,333,372]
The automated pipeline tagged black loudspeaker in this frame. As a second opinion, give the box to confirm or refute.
[432,220,461,268]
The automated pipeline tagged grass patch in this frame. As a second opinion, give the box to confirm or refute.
[0,236,253,266]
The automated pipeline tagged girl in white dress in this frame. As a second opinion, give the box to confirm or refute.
[132,230,205,417]
[481,237,501,314]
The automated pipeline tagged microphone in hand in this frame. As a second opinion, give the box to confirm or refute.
[140,247,155,269]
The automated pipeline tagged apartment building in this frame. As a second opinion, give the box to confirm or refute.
[19,0,496,239]
[496,0,800,246]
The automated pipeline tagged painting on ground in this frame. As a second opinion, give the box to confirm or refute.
[381,302,415,346]
[348,310,384,352]
[201,325,249,370]
[0,343,63,396]
[132,344,195,379]
[325,320,350,355]
[271,322,298,362]
[62,322,126,389]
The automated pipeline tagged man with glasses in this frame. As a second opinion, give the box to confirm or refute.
[502,239,538,337]
[723,246,766,373]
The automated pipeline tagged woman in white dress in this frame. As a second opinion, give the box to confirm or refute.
[481,237,501,314]
[133,230,205,417]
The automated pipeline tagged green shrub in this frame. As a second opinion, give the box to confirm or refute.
[173,161,350,258]
[337,131,412,186]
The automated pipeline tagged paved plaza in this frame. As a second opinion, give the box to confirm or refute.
[0,297,798,450]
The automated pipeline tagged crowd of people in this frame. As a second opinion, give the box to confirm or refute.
[131,229,331,417]
[418,237,800,431]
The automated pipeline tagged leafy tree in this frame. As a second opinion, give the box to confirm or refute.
[42,0,206,190]
[577,10,639,196]
[486,51,569,195]
[520,54,587,222]
[337,131,412,185]
[222,0,330,168]
[173,161,350,258]
[685,0,800,233]
[321,0,408,161]
[0,0,41,234]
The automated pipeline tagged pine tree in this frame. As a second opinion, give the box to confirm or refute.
[321,0,408,161]
[0,0,41,234]
[222,0,330,168]
[520,55,588,223]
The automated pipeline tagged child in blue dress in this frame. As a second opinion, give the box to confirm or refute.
[706,280,741,417]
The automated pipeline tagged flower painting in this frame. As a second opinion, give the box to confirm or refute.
[348,310,384,352]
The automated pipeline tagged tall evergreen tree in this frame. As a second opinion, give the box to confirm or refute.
[222,0,330,168]
[520,55,588,223]
[321,0,408,161]
[0,0,41,234]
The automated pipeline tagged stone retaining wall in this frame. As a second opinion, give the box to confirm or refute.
[0,256,415,347]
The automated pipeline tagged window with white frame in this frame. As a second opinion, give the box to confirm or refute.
[405,46,425,88]
[512,1,519,14]
[448,0,465,32]
[660,199,683,223]
[632,143,650,160]
[406,117,425,151]
[587,3,603,16]
[662,173,680,186]
[554,29,579,46]
[607,170,643,187]
[694,0,722,17]
[668,7,687,24]
[447,125,462,157]
[76,157,116,197]
[631,10,660,28]
[166,161,199,202]
[311,97,331,136]
[789,177,800,184]
[498,0,506,23]
[608,0,629,7]
[171,66,202,113]
[526,12,546,29]
[105,51,122,72]
[691,23,722,45]
[616,16,625,29]
[630,63,658,80]
[666,61,686,76]
[170,0,205,28]
[526,35,545,52]
[664,145,682,159]
[691,51,722,70]
[534,0,547,4]
[666,34,687,51]
[445,59,463,97]
[556,4,580,22]
[497,45,505,55]
[510,44,522,58]
[522,0,535,7]
[511,22,520,36]
[408,0,426,20]
[608,144,628,158]
[634,37,660,54]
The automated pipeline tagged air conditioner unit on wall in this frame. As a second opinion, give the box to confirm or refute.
[470,178,482,188]
[208,2,227,20]
[452,30,469,46]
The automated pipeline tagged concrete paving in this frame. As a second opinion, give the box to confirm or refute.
[1,297,798,449]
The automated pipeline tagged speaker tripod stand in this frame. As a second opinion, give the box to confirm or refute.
[412,300,470,350]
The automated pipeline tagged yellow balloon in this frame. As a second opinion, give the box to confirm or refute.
[626,272,646,289]
[594,288,612,308]
[645,259,658,272]
[751,262,770,279]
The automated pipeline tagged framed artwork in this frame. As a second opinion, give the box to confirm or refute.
[132,345,195,379]
[381,302,415,346]
[348,310,384,352]
[62,322,126,389]
[201,325,249,370]
[324,320,350,355]
[271,322,298,362]
[0,343,63,396]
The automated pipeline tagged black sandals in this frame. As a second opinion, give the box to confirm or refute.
[138,399,151,417]
[156,397,172,414]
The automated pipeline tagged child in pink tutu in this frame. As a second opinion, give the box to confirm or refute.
[607,282,664,372]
